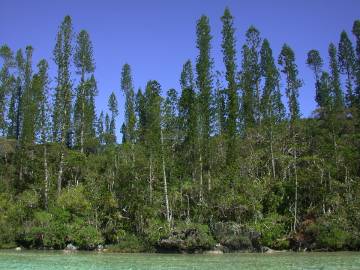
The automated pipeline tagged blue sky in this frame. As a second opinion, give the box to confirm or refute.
[1,0,359,139]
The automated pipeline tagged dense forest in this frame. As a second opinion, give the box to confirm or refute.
[1,8,360,252]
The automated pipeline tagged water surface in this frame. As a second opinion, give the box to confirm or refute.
[0,250,359,270]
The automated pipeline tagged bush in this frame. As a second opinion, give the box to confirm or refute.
[307,217,350,250]
[252,214,289,249]
[69,220,103,250]
[107,234,146,253]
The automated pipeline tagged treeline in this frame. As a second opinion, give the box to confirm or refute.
[0,9,360,252]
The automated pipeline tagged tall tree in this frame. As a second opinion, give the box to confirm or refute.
[32,59,51,207]
[278,44,302,122]
[196,15,213,198]
[306,50,324,109]
[73,30,96,153]
[53,15,73,195]
[97,110,105,144]
[240,26,262,129]
[144,80,162,203]
[352,20,360,110]
[107,91,118,144]
[317,71,332,111]
[121,64,136,145]
[278,43,302,231]
[338,31,356,108]
[221,7,238,164]
[135,88,146,144]
[328,43,344,112]
[20,46,35,145]
[179,60,198,181]
[9,49,25,141]
[0,45,15,136]
[260,39,284,178]
[161,88,178,225]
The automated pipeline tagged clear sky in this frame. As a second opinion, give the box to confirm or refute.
[1,0,359,139]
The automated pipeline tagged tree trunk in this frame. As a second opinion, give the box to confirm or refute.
[199,153,203,202]
[293,149,298,232]
[57,150,64,196]
[161,129,171,226]
[270,126,276,179]
[149,155,153,204]
[44,145,49,209]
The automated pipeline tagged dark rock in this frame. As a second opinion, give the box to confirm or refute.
[157,224,215,253]
[212,222,261,252]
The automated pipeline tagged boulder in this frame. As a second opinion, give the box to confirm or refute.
[96,244,104,251]
[212,222,261,252]
[64,243,78,251]
[157,224,215,253]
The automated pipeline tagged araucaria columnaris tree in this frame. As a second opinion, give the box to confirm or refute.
[221,7,238,165]
[328,43,344,112]
[278,44,302,122]
[338,31,356,108]
[196,15,213,198]
[240,26,262,129]
[74,30,96,153]
[179,60,198,181]
[53,15,73,195]
[352,20,360,111]
[278,43,302,231]
[0,45,15,136]
[121,63,136,145]
[107,91,118,144]
[306,49,324,109]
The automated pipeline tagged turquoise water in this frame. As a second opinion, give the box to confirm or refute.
[0,251,359,270]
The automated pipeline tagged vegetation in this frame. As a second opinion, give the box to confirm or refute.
[1,9,360,252]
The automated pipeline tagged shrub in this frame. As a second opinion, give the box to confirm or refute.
[107,234,146,253]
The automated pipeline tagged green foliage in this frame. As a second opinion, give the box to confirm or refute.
[107,234,146,253]
[252,214,289,249]
[306,216,350,250]
[1,12,360,253]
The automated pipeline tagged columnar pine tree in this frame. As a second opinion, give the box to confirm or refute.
[196,15,213,198]
[97,110,105,144]
[221,8,238,165]
[179,60,198,181]
[121,64,136,145]
[328,43,344,112]
[107,92,118,144]
[306,50,324,110]
[53,15,73,195]
[32,59,51,207]
[0,45,15,136]
[338,31,356,108]
[74,30,96,153]
[144,80,161,203]
[317,71,332,111]
[135,88,146,144]
[260,39,284,178]
[240,27,261,129]
[20,46,35,145]
[10,49,25,141]
[352,20,360,111]
[278,43,302,231]
[279,44,302,122]
[161,88,178,225]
